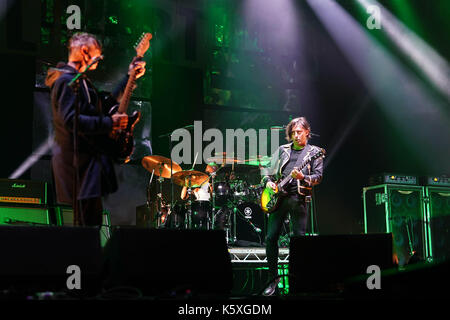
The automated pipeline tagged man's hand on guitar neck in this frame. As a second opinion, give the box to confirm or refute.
[128,60,146,79]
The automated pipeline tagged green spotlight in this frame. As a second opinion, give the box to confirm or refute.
[108,16,118,24]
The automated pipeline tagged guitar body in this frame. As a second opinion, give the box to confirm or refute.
[260,184,284,213]
[259,148,326,214]
[107,105,141,164]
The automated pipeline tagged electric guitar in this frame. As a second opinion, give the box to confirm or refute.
[260,148,325,213]
[107,32,152,163]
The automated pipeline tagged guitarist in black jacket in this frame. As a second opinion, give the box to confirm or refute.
[261,117,323,295]
[46,32,146,226]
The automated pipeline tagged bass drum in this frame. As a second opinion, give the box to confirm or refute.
[235,202,266,245]
[190,200,211,229]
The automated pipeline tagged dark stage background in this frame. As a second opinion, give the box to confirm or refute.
[0,0,448,231]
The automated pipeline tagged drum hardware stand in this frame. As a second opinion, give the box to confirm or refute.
[184,177,194,230]
[210,171,216,230]
[155,166,168,228]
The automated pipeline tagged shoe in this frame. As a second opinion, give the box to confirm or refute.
[262,277,281,296]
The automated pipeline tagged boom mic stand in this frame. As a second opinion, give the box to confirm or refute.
[68,56,103,226]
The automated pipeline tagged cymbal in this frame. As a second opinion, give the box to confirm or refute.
[141,155,182,178]
[206,152,244,164]
[172,170,209,187]
[243,156,271,166]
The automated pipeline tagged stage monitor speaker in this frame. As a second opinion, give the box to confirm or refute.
[0,226,102,295]
[102,227,232,297]
[363,184,427,266]
[289,234,393,294]
[425,186,450,261]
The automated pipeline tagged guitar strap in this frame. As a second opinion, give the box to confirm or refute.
[294,145,311,195]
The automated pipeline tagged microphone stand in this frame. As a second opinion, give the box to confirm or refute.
[68,58,101,226]
[69,76,82,226]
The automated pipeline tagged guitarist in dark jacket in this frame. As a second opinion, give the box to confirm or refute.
[45,32,146,226]
[261,117,324,295]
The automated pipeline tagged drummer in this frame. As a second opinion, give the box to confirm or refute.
[180,163,217,201]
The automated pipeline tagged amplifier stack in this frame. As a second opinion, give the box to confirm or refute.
[363,174,450,265]
[0,179,55,226]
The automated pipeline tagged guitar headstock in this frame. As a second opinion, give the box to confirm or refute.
[134,32,152,57]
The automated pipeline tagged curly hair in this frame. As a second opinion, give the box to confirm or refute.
[285,117,311,141]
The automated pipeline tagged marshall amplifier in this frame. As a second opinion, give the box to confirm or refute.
[0,179,54,225]
[0,179,47,206]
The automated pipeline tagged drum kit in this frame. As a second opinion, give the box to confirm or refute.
[141,153,270,245]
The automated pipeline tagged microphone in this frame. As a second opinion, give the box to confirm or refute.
[270,125,286,130]
[91,55,104,63]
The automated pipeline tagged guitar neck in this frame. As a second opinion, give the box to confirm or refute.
[279,159,311,189]
[117,66,137,114]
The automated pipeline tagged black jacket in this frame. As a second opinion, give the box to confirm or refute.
[48,64,128,203]
[261,142,324,187]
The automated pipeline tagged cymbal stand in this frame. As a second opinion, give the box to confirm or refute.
[210,172,216,230]
[146,168,155,227]
[184,177,193,229]
[156,164,166,228]
[146,168,155,208]
[221,198,237,245]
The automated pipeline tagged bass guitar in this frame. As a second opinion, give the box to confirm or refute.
[260,148,325,213]
[107,32,152,163]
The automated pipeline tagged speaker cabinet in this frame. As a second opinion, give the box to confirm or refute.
[102,228,232,297]
[425,186,450,261]
[0,206,51,226]
[0,226,102,295]
[289,234,393,294]
[363,184,428,266]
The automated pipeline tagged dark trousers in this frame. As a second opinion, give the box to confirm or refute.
[265,195,308,278]
[76,197,104,226]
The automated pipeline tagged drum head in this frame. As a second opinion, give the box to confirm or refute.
[235,202,265,245]
[214,182,231,206]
